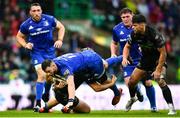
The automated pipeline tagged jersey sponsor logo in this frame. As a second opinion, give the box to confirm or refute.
[119,38,128,42]
[30,30,50,36]
[36,28,42,31]
[29,26,34,30]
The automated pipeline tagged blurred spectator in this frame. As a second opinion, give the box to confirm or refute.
[7,66,25,110]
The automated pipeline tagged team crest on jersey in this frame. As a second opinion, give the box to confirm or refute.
[44,21,49,26]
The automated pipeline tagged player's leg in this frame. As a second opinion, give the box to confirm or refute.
[105,55,123,68]
[42,52,56,103]
[155,66,176,115]
[126,68,146,111]
[124,66,144,102]
[104,56,124,105]
[73,99,91,113]
[31,53,48,111]
[42,81,51,102]
[97,74,123,105]
[142,79,157,112]
[34,65,46,111]
[89,55,122,106]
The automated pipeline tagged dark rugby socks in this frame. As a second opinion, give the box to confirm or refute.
[161,85,173,104]
[129,84,137,98]
[110,85,120,96]
[44,82,51,94]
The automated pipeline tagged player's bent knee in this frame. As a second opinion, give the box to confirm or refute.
[157,78,166,87]
[73,100,91,113]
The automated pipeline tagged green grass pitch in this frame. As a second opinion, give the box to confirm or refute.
[0,110,179,117]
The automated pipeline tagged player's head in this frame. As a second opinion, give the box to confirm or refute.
[29,3,42,21]
[42,60,57,75]
[119,8,133,27]
[132,14,146,34]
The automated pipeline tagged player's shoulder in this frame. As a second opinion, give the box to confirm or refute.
[20,17,32,26]
[113,22,124,30]
[130,30,135,37]
[42,14,54,19]
[146,25,157,35]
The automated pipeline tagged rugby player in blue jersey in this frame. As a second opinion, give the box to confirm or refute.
[16,3,65,111]
[38,59,118,113]
[110,8,157,112]
[41,48,123,112]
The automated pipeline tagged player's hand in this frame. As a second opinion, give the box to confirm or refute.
[24,43,33,50]
[65,101,73,108]
[122,58,130,67]
[54,40,63,48]
[151,69,161,80]
[61,106,73,113]
[62,99,74,113]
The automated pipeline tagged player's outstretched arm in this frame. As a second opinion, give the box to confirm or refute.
[65,75,75,107]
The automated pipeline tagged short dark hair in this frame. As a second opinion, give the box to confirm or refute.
[41,60,52,71]
[119,8,133,16]
[132,14,146,23]
[30,3,41,8]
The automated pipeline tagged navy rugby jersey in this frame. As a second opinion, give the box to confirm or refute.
[128,25,165,57]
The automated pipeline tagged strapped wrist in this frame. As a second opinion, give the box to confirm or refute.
[68,98,74,102]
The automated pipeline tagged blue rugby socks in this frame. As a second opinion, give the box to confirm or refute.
[145,85,156,108]
[35,82,44,106]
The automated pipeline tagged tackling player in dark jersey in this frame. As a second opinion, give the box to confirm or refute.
[122,14,176,115]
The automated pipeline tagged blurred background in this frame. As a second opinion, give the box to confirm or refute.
[0,0,180,111]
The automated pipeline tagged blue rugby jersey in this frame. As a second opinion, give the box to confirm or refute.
[112,22,142,61]
[52,50,105,81]
[20,14,57,50]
